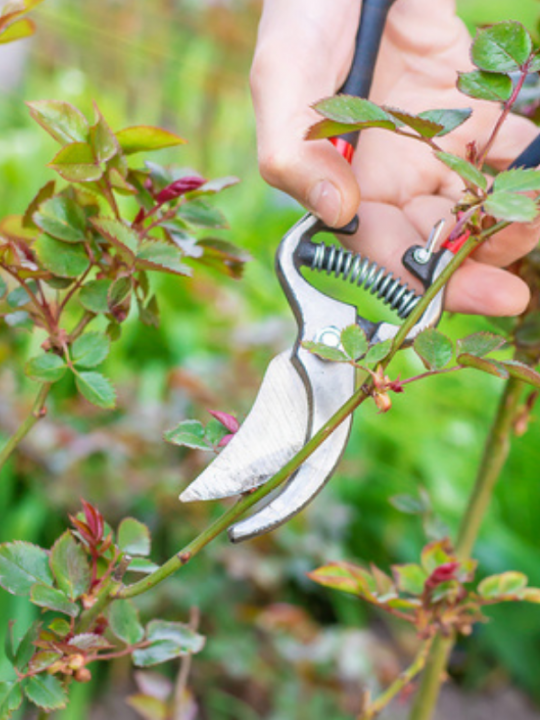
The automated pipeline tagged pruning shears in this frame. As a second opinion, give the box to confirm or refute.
[180,0,540,542]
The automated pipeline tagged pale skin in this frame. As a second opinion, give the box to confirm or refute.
[250,0,540,315]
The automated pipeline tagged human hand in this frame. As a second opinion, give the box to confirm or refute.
[250,0,540,315]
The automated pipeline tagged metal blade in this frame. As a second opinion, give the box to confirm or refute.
[179,349,308,502]
[228,344,355,542]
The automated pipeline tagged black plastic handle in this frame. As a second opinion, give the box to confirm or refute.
[338,0,397,151]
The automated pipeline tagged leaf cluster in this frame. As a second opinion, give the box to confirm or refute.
[0,0,44,45]
[0,100,247,410]
[0,500,204,718]
[308,539,540,641]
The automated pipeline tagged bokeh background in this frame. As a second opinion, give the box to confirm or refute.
[1,0,540,718]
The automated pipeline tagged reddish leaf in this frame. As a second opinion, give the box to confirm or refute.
[207,409,239,434]
[155,176,206,205]
[425,562,460,589]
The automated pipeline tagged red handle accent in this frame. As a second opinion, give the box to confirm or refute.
[330,137,355,164]
[442,230,471,254]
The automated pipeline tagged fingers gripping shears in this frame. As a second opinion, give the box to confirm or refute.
[180,0,540,541]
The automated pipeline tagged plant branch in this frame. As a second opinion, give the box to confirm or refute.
[478,69,528,167]
[361,638,434,720]
[0,383,51,473]
[408,376,524,720]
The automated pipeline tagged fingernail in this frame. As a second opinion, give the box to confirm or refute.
[308,180,342,227]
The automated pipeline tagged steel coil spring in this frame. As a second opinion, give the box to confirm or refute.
[309,241,420,319]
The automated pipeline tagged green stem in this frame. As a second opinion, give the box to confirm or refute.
[78,578,121,633]
[0,384,51,473]
[362,638,434,720]
[119,387,371,599]
[408,376,524,720]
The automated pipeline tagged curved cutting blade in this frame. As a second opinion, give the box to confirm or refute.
[179,350,308,502]
[228,344,355,542]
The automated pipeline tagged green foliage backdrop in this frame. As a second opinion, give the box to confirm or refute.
[1,0,540,718]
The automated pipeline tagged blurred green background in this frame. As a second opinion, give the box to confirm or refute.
[1,1,540,718]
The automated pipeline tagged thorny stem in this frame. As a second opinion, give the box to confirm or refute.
[477,67,528,167]
[68,311,95,343]
[0,383,51,473]
[408,377,524,720]
[361,638,434,720]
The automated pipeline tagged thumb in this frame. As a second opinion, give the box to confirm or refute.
[250,0,361,227]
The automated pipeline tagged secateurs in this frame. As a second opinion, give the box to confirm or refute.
[179,0,540,541]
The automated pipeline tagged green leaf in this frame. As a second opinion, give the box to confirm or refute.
[457,70,512,103]
[484,191,539,223]
[413,328,454,370]
[30,583,79,617]
[0,542,53,596]
[456,332,506,358]
[71,332,110,368]
[6,284,34,309]
[138,295,160,328]
[0,682,22,718]
[311,95,396,129]
[392,564,428,596]
[420,540,453,574]
[50,531,91,600]
[75,371,117,409]
[363,339,393,367]
[204,417,229,447]
[48,618,71,637]
[163,420,209,451]
[79,279,111,314]
[478,571,528,599]
[471,21,532,73]
[0,274,6,300]
[23,675,67,711]
[126,557,160,574]
[68,633,111,651]
[89,106,119,163]
[108,277,132,310]
[91,217,138,258]
[118,518,151,557]
[4,311,32,331]
[383,107,444,138]
[301,341,349,363]
[27,100,89,145]
[48,142,102,183]
[116,126,186,155]
[493,168,540,193]
[195,238,249,279]
[457,353,509,378]
[389,494,426,515]
[418,108,472,137]
[35,234,90,278]
[25,354,66,383]
[132,620,205,667]
[29,651,62,673]
[500,359,540,389]
[14,621,40,671]
[340,324,368,361]
[23,181,56,230]
[435,152,487,191]
[307,562,377,599]
[108,599,144,644]
[0,17,35,44]
[136,242,190,277]
[178,200,228,229]
[33,195,86,243]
